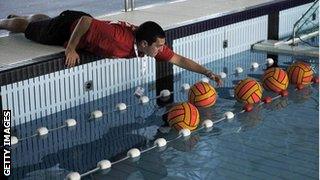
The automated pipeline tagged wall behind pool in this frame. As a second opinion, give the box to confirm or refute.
[172,2,316,74]
[172,15,268,75]
[0,1,315,126]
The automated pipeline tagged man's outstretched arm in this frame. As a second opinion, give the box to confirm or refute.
[169,53,223,86]
[65,16,92,67]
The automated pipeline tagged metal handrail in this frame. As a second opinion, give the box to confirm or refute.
[124,0,135,12]
[292,0,319,44]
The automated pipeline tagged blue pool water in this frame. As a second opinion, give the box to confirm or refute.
[10,50,319,180]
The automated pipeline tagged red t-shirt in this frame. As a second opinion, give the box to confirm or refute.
[70,19,174,61]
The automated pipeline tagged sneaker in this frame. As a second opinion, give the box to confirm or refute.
[7,14,18,19]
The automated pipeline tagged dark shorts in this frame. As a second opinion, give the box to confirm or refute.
[25,10,92,46]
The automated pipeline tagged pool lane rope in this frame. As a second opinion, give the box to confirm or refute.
[78,81,319,179]
[8,58,318,180]
[8,58,312,145]
[10,58,317,145]
[67,81,309,180]
[65,62,318,179]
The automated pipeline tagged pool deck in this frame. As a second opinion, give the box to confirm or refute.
[253,39,319,58]
[0,0,278,71]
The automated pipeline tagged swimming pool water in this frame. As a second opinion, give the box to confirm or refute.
[10,50,319,180]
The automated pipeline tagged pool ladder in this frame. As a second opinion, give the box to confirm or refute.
[291,0,319,45]
[124,0,135,12]
[251,1,319,58]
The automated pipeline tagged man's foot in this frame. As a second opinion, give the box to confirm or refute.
[6,14,19,19]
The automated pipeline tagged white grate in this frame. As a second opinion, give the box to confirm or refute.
[1,57,156,126]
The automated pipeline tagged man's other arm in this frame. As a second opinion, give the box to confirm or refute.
[65,16,93,67]
[169,53,223,86]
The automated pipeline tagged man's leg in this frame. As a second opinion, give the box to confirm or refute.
[27,14,51,22]
[0,14,50,33]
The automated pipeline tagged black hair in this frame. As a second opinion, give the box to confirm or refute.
[135,21,166,45]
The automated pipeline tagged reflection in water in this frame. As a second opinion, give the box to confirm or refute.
[91,124,204,179]
[264,97,289,111]
[289,86,313,104]
[93,148,168,180]
[10,49,318,179]
[23,164,68,180]
[171,135,201,152]
[237,105,263,131]
[13,123,150,179]
[198,106,220,122]
[215,86,235,100]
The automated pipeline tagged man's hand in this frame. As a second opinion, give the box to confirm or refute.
[205,70,223,87]
[169,54,223,86]
[65,49,80,68]
[64,16,92,68]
